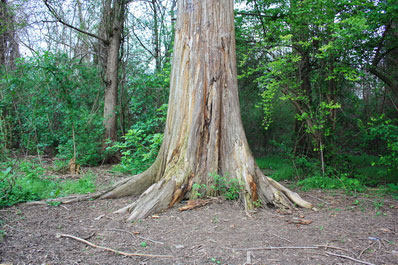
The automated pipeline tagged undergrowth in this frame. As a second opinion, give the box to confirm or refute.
[256,154,397,196]
[0,160,96,207]
[192,173,243,201]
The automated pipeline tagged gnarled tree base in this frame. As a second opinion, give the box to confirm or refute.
[94,166,313,221]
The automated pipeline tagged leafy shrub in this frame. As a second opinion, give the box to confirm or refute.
[109,104,167,174]
[367,116,398,175]
[0,52,104,165]
[210,173,243,200]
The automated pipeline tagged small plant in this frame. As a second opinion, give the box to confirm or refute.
[212,216,219,224]
[192,183,207,198]
[47,201,61,206]
[0,229,5,241]
[210,173,243,200]
[253,199,263,208]
[140,242,147,247]
[373,199,384,215]
[211,257,221,264]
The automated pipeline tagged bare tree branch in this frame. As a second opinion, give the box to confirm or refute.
[42,0,109,44]
[130,25,155,57]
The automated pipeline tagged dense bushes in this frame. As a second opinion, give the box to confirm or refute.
[0,52,104,165]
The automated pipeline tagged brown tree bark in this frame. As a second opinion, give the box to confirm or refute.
[103,0,124,145]
[92,0,312,221]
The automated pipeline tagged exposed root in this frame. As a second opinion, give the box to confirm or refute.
[266,176,313,209]
[113,178,176,221]
[254,167,313,210]
[100,170,154,199]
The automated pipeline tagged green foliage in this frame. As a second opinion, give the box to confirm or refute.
[0,52,103,165]
[378,184,398,200]
[109,104,167,174]
[367,116,398,174]
[256,156,295,181]
[297,174,364,192]
[0,110,8,161]
[192,183,207,199]
[210,173,243,201]
[0,160,96,207]
[235,0,396,176]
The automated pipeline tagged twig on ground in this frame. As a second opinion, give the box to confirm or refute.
[56,233,173,258]
[359,241,377,259]
[222,246,319,251]
[271,233,292,243]
[107,228,165,245]
[315,244,354,255]
[325,251,375,265]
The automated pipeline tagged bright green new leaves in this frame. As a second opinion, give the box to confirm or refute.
[236,0,391,171]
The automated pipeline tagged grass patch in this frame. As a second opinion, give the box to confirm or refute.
[377,183,398,200]
[297,175,364,192]
[345,154,398,186]
[0,160,96,207]
[256,156,295,181]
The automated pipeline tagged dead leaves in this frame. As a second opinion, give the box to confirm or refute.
[178,199,212,211]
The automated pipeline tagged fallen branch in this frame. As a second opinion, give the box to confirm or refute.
[222,246,319,251]
[358,241,377,259]
[315,244,354,255]
[56,233,173,259]
[223,244,357,257]
[325,251,375,265]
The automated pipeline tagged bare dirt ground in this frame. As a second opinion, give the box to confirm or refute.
[1,167,397,265]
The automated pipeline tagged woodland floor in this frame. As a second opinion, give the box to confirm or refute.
[1,165,398,265]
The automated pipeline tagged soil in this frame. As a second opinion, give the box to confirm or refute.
[1,166,397,265]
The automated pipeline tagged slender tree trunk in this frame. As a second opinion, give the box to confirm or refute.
[103,0,125,148]
[75,0,90,62]
[0,0,19,70]
[151,0,161,72]
[96,0,312,220]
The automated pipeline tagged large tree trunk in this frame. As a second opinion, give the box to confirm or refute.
[99,0,312,220]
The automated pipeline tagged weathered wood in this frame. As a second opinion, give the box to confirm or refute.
[100,0,312,221]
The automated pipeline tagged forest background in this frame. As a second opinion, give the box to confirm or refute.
[0,0,397,207]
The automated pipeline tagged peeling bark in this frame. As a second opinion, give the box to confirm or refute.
[99,0,313,220]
